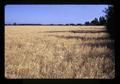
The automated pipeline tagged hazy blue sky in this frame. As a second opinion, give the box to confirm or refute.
[5,5,108,24]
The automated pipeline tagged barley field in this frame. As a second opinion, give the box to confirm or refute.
[5,26,115,79]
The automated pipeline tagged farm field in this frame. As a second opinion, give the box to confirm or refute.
[5,26,115,79]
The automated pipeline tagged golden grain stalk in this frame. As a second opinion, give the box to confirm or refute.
[5,26,115,79]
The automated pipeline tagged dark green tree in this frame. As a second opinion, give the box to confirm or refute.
[103,6,113,23]
[91,18,99,25]
[103,5,115,39]
[85,21,90,25]
[13,22,16,25]
[99,16,106,25]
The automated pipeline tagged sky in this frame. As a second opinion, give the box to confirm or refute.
[5,5,108,24]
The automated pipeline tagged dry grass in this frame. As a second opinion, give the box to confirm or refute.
[5,26,115,79]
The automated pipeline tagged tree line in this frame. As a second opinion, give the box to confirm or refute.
[5,16,106,26]
[6,16,106,26]
[84,16,106,25]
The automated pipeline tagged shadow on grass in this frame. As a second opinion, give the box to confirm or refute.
[51,35,110,40]
[50,35,114,49]
[42,30,107,33]
[82,41,114,49]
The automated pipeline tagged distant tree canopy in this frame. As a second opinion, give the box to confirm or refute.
[84,16,107,26]
[13,22,16,25]
[76,23,82,25]
[83,6,110,26]
[85,21,90,25]
[91,18,99,25]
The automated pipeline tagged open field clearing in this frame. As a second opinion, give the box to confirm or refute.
[5,26,115,79]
